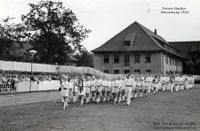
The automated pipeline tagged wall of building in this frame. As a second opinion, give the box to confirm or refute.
[162,53,183,74]
[93,52,163,74]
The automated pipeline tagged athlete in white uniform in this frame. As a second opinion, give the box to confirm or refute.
[125,76,133,106]
[72,78,79,103]
[146,75,153,93]
[165,76,170,92]
[179,76,185,91]
[133,77,138,99]
[188,76,195,89]
[85,79,91,103]
[78,76,86,106]
[143,78,149,97]
[152,77,158,95]
[61,79,70,109]
[169,77,175,93]
[90,77,96,102]
[102,78,108,102]
[120,77,126,101]
[118,77,125,103]
[106,78,112,101]
[96,78,103,104]
[137,78,143,98]
[160,76,167,92]
[112,78,118,104]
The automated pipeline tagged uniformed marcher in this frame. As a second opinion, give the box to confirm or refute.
[125,75,133,106]
[61,78,70,109]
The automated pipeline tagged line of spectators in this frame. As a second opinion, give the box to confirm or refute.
[0,71,61,92]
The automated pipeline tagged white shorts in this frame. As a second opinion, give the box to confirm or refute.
[61,89,69,97]
[85,87,90,94]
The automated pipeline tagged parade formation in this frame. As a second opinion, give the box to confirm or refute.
[60,74,195,109]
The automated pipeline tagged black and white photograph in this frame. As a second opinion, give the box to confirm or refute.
[0,0,200,131]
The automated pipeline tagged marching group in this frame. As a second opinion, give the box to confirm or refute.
[60,74,195,109]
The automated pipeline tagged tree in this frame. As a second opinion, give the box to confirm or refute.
[21,0,91,64]
[75,47,93,67]
[0,23,12,60]
[0,19,26,60]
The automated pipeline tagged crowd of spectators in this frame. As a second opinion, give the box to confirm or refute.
[0,71,62,92]
[0,71,61,83]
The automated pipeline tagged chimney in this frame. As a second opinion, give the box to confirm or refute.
[154,29,157,35]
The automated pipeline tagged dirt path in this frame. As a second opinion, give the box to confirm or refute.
[0,87,200,131]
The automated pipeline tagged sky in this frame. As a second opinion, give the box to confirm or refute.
[0,0,200,51]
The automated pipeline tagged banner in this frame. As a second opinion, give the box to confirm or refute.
[0,83,16,92]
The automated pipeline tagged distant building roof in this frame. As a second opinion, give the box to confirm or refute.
[68,55,78,62]
[169,41,200,59]
[92,21,182,58]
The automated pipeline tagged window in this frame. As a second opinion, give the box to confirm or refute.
[104,70,109,73]
[124,54,130,66]
[104,54,109,63]
[134,70,141,74]
[175,60,178,66]
[168,57,170,65]
[114,69,119,74]
[114,54,119,63]
[146,70,151,73]
[124,41,131,47]
[145,54,151,63]
[135,54,140,63]
[169,58,171,65]
[165,55,168,64]
[124,70,130,74]
[179,62,182,67]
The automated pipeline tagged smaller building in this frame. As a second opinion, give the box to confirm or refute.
[170,41,200,74]
[65,55,78,66]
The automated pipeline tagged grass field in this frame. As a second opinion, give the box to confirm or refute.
[0,86,200,131]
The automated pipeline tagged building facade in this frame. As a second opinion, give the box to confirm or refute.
[92,21,183,74]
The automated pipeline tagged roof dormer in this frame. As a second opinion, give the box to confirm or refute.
[123,32,136,47]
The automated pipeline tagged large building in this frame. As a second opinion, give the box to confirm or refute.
[92,21,184,74]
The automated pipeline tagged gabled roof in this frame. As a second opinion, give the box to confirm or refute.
[137,22,182,57]
[136,22,167,44]
[92,21,182,58]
